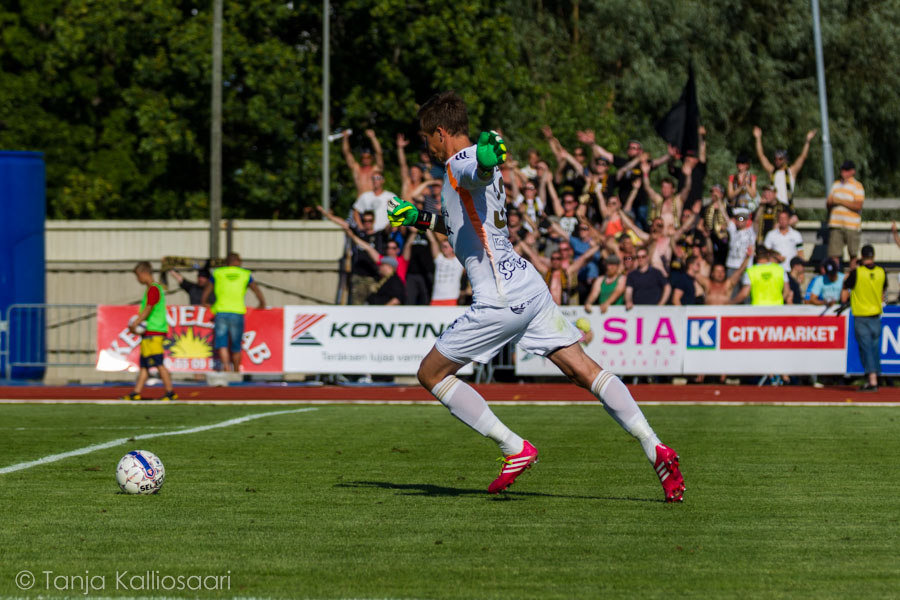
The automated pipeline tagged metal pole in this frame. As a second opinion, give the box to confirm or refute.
[210,0,223,260]
[321,0,331,213]
[811,0,834,192]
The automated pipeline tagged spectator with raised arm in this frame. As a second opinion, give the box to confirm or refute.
[342,129,384,196]
[398,133,436,205]
[702,249,753,306]
[643,158,694,237]
[753,126,817,218]
[351,168,396,232]
[704,183,730,265]
[319,206,388,304]
[577,130,670,230]
[517,231,600,305]
[727,154,758,212]
[425,229,464,306]
[541,126,589,197]
[512,179,545,225]
[826,160,865,264]
[667,126,708,209]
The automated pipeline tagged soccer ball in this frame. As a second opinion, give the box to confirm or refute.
[127,315,147,334]
[116,450,165,494]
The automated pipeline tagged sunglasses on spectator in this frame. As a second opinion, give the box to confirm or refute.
[623,255,634,261]
[636,253,648,259]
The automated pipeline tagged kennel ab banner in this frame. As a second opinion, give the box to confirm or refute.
[96,304,898,376]
[96,305,284,373]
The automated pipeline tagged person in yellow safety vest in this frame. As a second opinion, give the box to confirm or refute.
[732,246,792,305]
[841,244,886,392]
[201,252,266,372]
[122,261,177,401]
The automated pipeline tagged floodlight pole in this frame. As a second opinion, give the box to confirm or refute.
[321,0,331,214]
[811,0,834,191]
[209,0,223,260]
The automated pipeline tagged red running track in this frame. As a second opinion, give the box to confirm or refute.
[0,384,897,403]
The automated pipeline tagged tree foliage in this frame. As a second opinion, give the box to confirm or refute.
[0,0,898,220]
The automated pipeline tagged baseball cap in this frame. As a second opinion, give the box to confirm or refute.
[840,159,856,171]
[733,207,751,220]
[605,254,621,265]
[861,244,875,258]
[762,183,776,192]
[775,149,788,159]
[823,259,838,275]
[379,256,398,269]
[736,153,750,164]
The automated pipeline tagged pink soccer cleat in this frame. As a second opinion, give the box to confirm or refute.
[654,444,685,503]
[488,440,539,494]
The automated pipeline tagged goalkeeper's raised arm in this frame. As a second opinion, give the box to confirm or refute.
[386,196,447,235]
[475,130,507,181]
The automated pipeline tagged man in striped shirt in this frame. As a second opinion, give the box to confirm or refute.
[826,160,865,263]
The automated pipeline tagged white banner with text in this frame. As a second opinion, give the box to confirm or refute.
[282,305,472,375]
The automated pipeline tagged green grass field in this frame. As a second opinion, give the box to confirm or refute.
[1,402,899,599]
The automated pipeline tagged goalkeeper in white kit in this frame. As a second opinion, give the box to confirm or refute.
[387,91,685,502]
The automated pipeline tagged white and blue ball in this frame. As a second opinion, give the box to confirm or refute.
[116,450,165,494]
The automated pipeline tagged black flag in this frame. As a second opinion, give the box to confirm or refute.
[655,64,700,156]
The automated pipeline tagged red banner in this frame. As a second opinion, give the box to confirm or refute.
[96,305,283,373]
[719,316,846,350]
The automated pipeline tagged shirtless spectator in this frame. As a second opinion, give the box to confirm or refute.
[702,249,753,305]
[342,129,384,196]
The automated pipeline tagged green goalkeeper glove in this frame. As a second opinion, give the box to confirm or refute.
[476,130,507,171]
[387,196,418,227]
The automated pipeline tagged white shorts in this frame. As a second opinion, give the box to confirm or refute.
[435,290,582,365]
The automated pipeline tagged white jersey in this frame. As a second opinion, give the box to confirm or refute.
[432,254,465,302]
[441,145,547,307]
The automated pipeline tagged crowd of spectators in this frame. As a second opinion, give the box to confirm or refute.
[325,124,883,312]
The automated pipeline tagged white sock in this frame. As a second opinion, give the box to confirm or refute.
[591,370,661,463]
[431,375,524,455]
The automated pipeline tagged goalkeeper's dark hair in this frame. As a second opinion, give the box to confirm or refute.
[418,91,469,136]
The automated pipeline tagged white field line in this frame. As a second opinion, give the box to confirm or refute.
[1,398,899,407]
[0,407,317,475]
